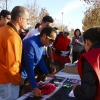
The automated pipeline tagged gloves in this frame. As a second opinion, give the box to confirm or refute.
[52,46,70,56]
[52,47,62,55]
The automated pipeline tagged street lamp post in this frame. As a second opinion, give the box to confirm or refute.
[61,12,63,31]
[6,0,7,10]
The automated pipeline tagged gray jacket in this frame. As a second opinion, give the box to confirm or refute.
[71,36,84,52]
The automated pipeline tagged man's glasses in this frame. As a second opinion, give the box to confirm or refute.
[22,18,29,21]
[47,36,55,42]
[64,32,69,36]
[64,32,69,35]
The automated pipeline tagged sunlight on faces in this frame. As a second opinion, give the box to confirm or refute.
[42,31,56,46]
[20,10,29,29]
[46,31,56,45]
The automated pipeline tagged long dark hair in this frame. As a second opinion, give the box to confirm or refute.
[74,29,81,36]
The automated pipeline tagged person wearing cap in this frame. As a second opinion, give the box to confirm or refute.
[0,10,11,27]
[52,26,71,73]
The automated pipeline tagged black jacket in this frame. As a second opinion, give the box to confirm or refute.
[74,43,100,100]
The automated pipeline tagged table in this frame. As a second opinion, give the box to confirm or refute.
[17,69,80,100]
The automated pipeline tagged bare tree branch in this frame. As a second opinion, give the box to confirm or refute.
[0,0,12,10]
[24,0,49,28]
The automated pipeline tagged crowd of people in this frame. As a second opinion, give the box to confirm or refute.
[0,6,100,100]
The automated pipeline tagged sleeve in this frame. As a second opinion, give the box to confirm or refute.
[6,35,22,84]
[22,41,37,88]
[71,37,75,45]
[38,56,49,74]
[66,45,71,51]
[74,58,99,100]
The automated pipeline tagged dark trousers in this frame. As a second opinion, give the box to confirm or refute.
[72,51,79,63]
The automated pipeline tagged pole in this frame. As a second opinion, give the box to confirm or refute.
[6,0,7,10]
[61,12,63,31]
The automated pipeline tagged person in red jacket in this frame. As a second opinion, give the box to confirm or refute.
[52,26,71,73]
[73,27,100,100]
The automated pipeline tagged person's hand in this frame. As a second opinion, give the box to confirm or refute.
[72,83,79,92]
[51,65,56,74]
[46,73,56,79]
[75,39,79,43]
[33,88,43,97]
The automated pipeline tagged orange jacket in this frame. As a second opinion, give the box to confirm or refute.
[0,24,22,85]
[78,48,100,100]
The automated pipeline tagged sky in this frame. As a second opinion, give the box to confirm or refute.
[8,0,90,31]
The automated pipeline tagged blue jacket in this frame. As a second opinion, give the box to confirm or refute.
[21,35,49,88]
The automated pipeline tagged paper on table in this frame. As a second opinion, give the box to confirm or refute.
[69,90,75,97]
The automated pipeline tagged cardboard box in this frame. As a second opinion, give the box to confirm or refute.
[64,63,78,74]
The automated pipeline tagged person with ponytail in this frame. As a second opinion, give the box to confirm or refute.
[73,27,100,100]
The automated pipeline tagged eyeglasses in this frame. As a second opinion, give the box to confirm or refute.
[64,32,69,35]
[22,18,29,21]
[47,36,55,42]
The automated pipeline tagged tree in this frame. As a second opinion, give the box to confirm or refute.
[81,0,99,5]
[38,7,49,23]
[53,18,64,31]
[24,0,39,28]
[0,0,12,10]
[24,0,49,29]
[82,1,100,31]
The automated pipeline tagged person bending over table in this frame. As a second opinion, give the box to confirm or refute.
[21,26,57,97]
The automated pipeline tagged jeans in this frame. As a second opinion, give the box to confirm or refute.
[0,83,19,100]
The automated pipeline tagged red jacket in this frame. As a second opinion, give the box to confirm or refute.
[78,48,100,100]
[53,33,71,64]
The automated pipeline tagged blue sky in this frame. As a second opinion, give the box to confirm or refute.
[8,0,90,31]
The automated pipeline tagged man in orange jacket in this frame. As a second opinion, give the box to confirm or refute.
[0,6,29,100]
